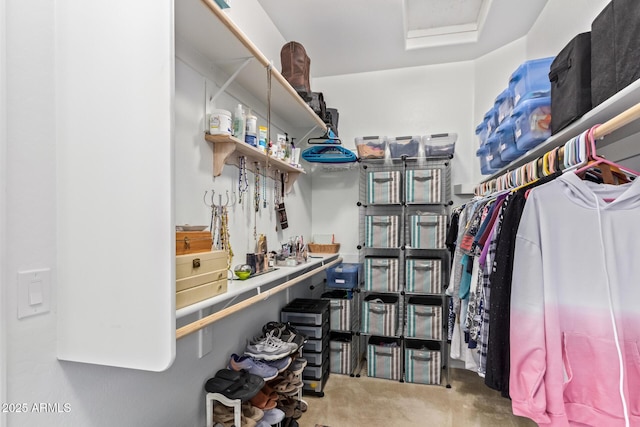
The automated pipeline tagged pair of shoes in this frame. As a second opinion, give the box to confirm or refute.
[213,403,262,427]
[246,331,298,361]
[263,321,307,351]
[277,396,303,420]
[269,372,303,396]
[263,355,292,373]
[288,357,307,376]
[261,407,285,425]
[249,388,277,410]
[204,369,265,402]
[228,353,279,381]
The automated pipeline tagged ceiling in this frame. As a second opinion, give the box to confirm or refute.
[257,0,549,78]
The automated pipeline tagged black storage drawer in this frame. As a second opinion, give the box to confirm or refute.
[549,32,592,134]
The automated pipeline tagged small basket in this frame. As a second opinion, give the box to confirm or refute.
[307,243,341,253]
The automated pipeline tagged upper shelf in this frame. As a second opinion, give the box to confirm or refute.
[175,0,327,133]
[205,133,305,193]
[481,78,640,182]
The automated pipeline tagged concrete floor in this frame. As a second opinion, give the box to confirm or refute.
[300,368,536,427]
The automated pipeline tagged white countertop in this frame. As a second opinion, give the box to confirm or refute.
[175,253,341,319]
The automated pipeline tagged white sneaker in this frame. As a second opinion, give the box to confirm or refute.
[245,331,298,361]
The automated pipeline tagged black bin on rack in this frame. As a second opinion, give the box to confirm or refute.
[280,298,331,396]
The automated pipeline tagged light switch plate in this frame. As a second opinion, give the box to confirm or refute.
[18,269,51,319]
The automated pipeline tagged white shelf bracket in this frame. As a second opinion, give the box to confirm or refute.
[210,57,253,105]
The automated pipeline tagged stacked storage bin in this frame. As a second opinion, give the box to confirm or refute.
[280,299,330,396]
[322,263,362,377]
[357,152,451,387]
[476,57,554,176]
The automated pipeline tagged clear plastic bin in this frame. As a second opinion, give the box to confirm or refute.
[476,145,497,176]
[484,108,499,138]
[494,88,514,125]
[422,133,456,157]
[495,117,524,162]
[509,57,554,106]
[475,120,488,148]
[486,134,507,171]
[388,135,421,158]
[513,96,552,152]
[355,136,387,159]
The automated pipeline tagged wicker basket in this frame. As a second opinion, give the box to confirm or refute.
[307,243,341,253]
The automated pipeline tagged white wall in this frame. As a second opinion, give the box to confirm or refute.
[1,0,7,425]
[526,0,610,60]
[4,1,315,426]
[311,62,475,262]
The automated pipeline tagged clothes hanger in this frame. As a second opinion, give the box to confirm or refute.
[575,125,639,182]
[307,126,341,145]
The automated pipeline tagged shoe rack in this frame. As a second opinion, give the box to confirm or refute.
[357,155,453,387]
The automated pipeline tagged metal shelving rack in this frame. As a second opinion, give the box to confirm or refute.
[357,155,452,387]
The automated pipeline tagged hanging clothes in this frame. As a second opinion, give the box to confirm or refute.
[510,173,640,426]
[485,171,561,397]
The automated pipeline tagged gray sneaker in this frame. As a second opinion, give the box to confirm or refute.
[289,357,307,375]
[245,331,298,361]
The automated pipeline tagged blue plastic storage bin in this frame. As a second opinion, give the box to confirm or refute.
[513,96,552,152]
[475,120,488,148]
[326,263,362,289]
[476,145,497,176]
[509,57,554,107]
[486,134,507,170]
[494,88,514,125]
[484,108,498,138]
[496,117,524,162]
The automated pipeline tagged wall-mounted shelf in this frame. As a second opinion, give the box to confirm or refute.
[205,133,305,193]
[176,0,327,133]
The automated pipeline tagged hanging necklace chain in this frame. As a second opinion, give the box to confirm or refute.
[262,164,267,208]
[254,162,260,213]
[238,156,249,205]
[274,169,280,207]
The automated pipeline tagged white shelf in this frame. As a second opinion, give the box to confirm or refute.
[176,253,340,320]
[175,0,327,133]
[482,78,640,182]
[205,133,304,193]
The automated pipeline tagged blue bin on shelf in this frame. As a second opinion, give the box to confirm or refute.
[484,107,499,139]
[509,57,554,107]
[486,134,507,171]
[475,120,488,148]
[494,87,514,126]
[326,263,362,289]
[476,145,497,176]
[496,117,524,162]
[513,95,552,152]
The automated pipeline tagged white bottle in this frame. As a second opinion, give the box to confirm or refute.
[233,104,246,142]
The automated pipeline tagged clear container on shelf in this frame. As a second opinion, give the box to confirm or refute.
[475,120,488,148]
[476,145,497,176]
[495,117,524,162]
[509,57,554,106]
[484,107,499,139]
[512,95,552,152]
[486,134,507,171]
[422,133,457,157]
[494,88,514,125]
[388,135,421,158]
[355,136,387,159]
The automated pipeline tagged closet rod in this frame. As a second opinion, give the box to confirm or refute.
[477,100,640,194]
[176,256,343,339]
[592,102,640,139]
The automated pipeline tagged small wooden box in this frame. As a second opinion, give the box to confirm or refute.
[176,251,227,308]
[176,278,227,309]
[176,231,212,255]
